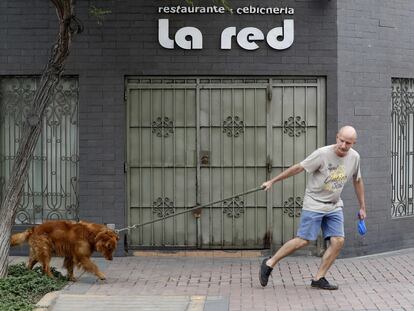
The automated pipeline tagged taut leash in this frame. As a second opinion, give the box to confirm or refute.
[115,185,265,234]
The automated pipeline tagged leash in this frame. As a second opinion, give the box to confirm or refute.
[115,185,265,234]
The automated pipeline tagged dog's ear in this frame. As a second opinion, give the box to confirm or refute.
[104,229,119,241]
[95,231,106,243]
[95,230,119,243]
[95,230,118,261]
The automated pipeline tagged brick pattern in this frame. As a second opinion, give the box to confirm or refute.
[2,0,414,256]
[337,1,414,256]
[48,248,414,311]
[0,0,338,255]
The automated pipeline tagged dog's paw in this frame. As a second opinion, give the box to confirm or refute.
[97,273,106,280]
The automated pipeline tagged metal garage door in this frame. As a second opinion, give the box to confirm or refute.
[126,77,325,249]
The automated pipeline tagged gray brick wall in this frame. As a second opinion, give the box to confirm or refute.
[0,0,337,234]
[337,1,414,256]
[4,0,411,257]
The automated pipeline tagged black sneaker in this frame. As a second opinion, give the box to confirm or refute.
[311,277,338,290]
[259,257,273,287]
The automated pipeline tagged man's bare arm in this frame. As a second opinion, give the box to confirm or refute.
[353,177,366,219]
[262,164,305,190]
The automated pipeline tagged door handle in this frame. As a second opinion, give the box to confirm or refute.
[266,156,272,173]
[200,150,210,165]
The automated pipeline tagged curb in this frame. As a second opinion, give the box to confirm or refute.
[132,250,265,258]
[34,290,61,311]
[43,294,227,311]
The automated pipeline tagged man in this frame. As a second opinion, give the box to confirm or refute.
[259,126,366,290]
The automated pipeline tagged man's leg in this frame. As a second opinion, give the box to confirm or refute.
[259,210,321,287]
[314,236,344,280]
[311,210,345,290]
[259,237,310,286]
[267,237,309,267]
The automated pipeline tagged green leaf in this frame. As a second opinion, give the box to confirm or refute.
[0,263,68,310]
[89,5,112,25]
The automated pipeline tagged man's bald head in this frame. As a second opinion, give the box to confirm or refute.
[338,126,357,141]
[335,126,357,157]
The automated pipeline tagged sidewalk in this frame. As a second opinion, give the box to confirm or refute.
[9,248,414,311]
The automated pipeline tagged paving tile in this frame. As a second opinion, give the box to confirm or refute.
[9,248,414,311]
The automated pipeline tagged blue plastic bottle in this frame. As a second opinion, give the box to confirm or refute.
[357,213,367,235]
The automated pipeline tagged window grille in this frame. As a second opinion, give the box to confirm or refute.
[391,78,414,218]
[0,76,79,224]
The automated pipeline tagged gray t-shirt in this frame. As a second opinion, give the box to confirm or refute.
[300,145,361,213]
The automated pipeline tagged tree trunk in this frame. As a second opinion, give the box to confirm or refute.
[0,0,81,278]
[0,209,14,277]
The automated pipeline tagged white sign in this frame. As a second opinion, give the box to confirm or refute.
[158,6,294,15]
[158,19,294,51]
[158,19,203,49]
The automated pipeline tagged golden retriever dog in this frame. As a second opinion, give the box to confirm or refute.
[11,220,119,281]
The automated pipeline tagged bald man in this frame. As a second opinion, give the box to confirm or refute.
[259,126,366,290]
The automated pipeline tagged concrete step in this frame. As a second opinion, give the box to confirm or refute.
[50,294,228,311]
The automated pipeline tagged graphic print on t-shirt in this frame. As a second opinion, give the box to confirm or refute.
[324,164,347,192]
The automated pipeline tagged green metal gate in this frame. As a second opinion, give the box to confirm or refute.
[126,77,325,249]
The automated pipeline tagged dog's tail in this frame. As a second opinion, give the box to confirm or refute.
[10,228,33,247]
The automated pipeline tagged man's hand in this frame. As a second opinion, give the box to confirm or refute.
[261,180,274,191]
[358,208,366,220]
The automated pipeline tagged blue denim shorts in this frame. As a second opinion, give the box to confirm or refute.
[297,209,344,241]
